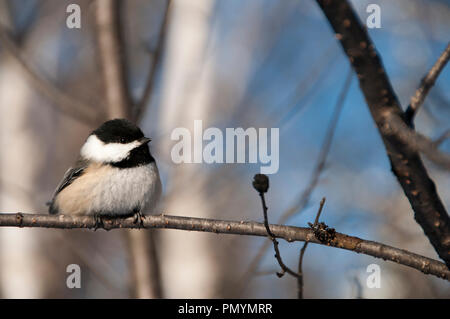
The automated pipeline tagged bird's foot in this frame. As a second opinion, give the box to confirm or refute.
[133,211,145,229]
[93,215,104,230]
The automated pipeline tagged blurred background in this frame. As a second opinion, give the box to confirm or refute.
[0,0,449,298]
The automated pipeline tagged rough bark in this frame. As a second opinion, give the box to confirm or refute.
[316,0,450,268]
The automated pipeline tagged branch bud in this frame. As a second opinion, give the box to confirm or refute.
[252,174,269,193]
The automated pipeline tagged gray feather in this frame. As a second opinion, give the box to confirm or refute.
[48,158,88,214]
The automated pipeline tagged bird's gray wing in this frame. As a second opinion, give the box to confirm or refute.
[48,158,88,214]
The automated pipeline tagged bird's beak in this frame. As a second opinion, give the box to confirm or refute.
[139,137,152,145]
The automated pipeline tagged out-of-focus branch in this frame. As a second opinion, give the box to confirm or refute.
[405,43,450,124]
[238,69,352,295]
[384,115,450,169]
[55,232,124,296]
[95,0,162,298]
[434,129,450,147]
[316,0,450,267]
[126,228,163,298]
[0,24,101,125]
[133,0,172,122]
[95,0,132,119]
[0,212,449,281]
[279,69,352,225]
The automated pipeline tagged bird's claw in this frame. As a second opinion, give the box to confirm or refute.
[94,215,104,230]
[133,211,145,229]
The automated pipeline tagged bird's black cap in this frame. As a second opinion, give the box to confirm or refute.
[93,119,144,144]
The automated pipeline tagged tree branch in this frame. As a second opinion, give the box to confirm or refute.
[0,24,101,125]
[0,212,448,281]
[316,0,450,268]
[405,43,450,124]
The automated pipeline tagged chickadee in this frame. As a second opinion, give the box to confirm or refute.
[48,119,162,225]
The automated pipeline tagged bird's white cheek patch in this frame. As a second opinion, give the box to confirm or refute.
[80,135,140,163]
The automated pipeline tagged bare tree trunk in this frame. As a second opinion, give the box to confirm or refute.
[95,0,162,298]
[96,0,132,120]
[157,0,223,298]
[0,57,45,298]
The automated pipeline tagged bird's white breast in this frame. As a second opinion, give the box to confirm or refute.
[55,162,161,216]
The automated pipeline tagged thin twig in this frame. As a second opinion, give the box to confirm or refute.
[238,69,353,295]
[297,197,326,299]
[258,190,301,279]
[297,242,308,298]
[352,275,363,299]
[405,43,450,124]
[0,212,449,281]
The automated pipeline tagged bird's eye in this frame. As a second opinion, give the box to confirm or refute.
[120,138,126,143]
